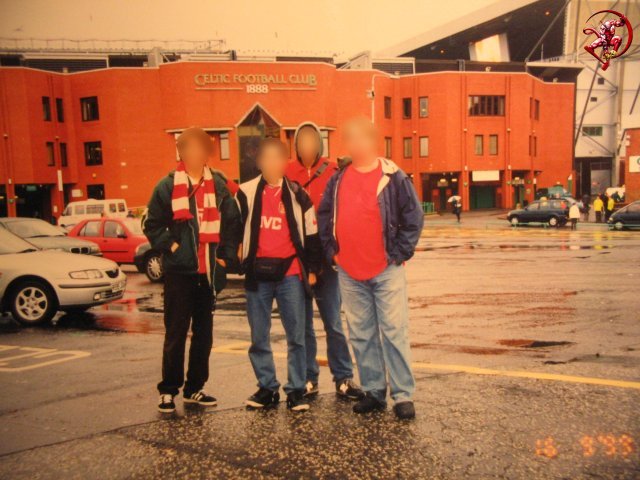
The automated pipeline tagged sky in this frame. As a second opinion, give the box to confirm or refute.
[1,0,500,59]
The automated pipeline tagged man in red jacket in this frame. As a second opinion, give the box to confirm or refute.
[286,122,363,400]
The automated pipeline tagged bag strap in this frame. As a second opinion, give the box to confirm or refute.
[302,161,330,189]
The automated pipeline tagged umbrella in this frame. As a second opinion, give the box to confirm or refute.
[447,195,461,203]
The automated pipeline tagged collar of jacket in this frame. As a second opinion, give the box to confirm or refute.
[336,157,400,195]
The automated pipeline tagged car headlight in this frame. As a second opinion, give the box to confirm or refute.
[69,269,104,279]
[89,245,101,254]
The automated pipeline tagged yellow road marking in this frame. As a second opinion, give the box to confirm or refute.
[212,342,640,390]
[0,345,91,372]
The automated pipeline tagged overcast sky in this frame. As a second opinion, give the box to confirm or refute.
[1,0,499,59]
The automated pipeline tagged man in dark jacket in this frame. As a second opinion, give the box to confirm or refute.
[236,138,322,412]
[286,122,363,401]
[317,117,424,420]
[143,127,242,414]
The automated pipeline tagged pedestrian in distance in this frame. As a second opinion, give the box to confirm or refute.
[581,194,591,222]
[605,194,615,222]
[286,122,364,401]
[317,117,424,420]
[569,202,580,230]
[593,195,604,223]
[453,200,462,223]
[236,138,322,412]
[143,127,242,414]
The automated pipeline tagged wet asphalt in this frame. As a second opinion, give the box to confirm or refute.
[0,212,639,479]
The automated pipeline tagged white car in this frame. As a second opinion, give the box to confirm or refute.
[58,199,129,231]
[0,229,126,325]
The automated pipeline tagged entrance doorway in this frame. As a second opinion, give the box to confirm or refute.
[15,184,53,220]
[470,185,496,209]
[237,105,281,182]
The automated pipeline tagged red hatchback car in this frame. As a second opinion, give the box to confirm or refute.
[68,218,163,282]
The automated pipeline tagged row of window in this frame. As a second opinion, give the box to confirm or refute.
[384,95,508,119]
[384,134,502,159]
[45,141,68,167]
[42,96,100,122]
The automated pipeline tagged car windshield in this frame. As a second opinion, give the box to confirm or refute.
[0,229,39,254]
[4,219,65,238]
[122,219,143,235]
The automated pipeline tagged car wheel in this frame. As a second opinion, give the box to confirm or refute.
[510,216,520,226]
[145,252,164,282]
[10,280,57,326]
[614,221,625,231]
[548,216,559,227]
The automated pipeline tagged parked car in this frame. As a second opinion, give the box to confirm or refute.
[68,217,163,282]
[58,199,128,231]
[0,229,126,325]
[0,217,101,255]
[507,199,570,227]
[608,200,640,230]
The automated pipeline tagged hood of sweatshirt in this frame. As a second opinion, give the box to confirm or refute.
[293,121,323,166]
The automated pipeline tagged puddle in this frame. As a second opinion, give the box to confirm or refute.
[497,339,574,348]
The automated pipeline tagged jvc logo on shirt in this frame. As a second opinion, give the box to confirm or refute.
[261,216,283,230]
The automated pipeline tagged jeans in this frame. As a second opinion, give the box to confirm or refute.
[305,266,354,383]
[246,275,306,394]
[158,273,214,396]
[337,263,415,403]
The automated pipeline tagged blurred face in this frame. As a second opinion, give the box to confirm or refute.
[180,139,210,173]
[297,127,320,162]
[344,121,377,165]
[258,144,288,182]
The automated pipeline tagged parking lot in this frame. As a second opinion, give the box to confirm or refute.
[0,213,639,479]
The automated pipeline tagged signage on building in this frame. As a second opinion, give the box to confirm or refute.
[472,170,500,182]
[629,156,640,173]
[194,72,318,94]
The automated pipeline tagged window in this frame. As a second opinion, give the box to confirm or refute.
[86,204,104,214]
[597,77,605,85]
[384,96,392,119]
[42,97,51,121]
[582,126,603,137]
[474,135,483,155]
[534,99,540,120]
[468,95,505,116]
[529,135,537,156]
[384,137,392,158]
[220,132,230,160]
[118,202,126,213]
[590,96,598,102]
[321,130,330,158]
[80,220,101,237]
[84,141,103,166]
[86,184,105,200]
[108,203,117,214]
[104,221,125,238]
[489,135,498,155]
[402,98,412,119]
[527,202,540,211]
[419,97,429,118]
[81,96,99,121]
[75,205,86,215]
[46,142,55,166]
[60,142,68,167]
[419,136,429,157]
[56,98,64,122]
[403,137,412,158]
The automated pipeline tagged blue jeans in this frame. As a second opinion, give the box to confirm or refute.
[337,263,415,403]
[305,266,354,383]
[246,275,306,395]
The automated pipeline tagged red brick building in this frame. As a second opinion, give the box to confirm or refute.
[0,60,575,219]
[620,128,640,202]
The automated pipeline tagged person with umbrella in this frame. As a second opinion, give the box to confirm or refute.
[448,195,462,223]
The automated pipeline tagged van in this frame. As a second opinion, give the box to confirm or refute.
[58,199,128,230]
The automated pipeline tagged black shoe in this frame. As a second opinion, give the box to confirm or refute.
[336,378,364,400]
[158,394,176,413]
[393,401,416,420]
[246,387,280,409]
[184,390,217,407]
[353,393,386,414]
[286,391,310,412]
[304,381,319,398]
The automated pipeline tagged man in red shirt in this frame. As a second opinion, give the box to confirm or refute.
[317,117,424,420]
[237,138,322,412]
[286,122,363,401]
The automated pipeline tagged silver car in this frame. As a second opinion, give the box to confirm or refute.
[0,229,126,325]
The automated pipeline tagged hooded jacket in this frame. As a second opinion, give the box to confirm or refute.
[143,168,242,293]
[317,158,424,267]
[286,122,338,209]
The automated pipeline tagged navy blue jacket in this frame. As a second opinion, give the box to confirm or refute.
[317,158,424,266]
